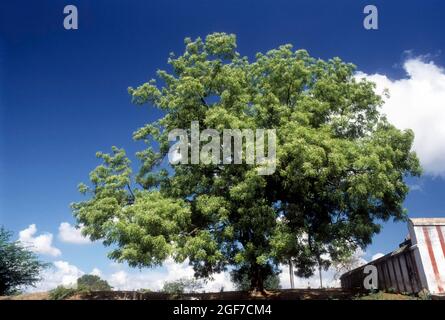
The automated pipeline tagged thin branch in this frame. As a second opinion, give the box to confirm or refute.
[286,83,292,106]
[186,227,199,236]
[200,96,209,108]
[127,183,135,200]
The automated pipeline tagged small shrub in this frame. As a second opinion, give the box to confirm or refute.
[49,286,78,300]
[418,289,431,300]
[162,277,203,296]
[136,288,151,293]
[386,287,396,294]
[77,274,112,291]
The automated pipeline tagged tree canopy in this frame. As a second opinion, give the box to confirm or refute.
[72,33,421,291]
[162,277,203,294]
[0,226,48,295]
[77,274,112,291]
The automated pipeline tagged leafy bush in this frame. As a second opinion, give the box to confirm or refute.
[386,287,397,294]
[162,278,203,295]
[49,274,112,299]
[77,274,112,291]
[0,226,48,295]
[418,289,431,300]
[48,286,79,300]
[231,270,281,291]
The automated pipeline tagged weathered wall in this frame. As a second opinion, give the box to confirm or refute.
[408,218,445,294]
[340,243,422,294]
[341,218,445,295]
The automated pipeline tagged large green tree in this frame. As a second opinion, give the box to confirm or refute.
[0,226,48,295]
[72,33,421,291]
[77,274,112,291]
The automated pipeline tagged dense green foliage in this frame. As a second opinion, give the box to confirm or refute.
[49,275,112,300]
[77,274,112,291]
[232,270,281,291]
[162,277,202,294]
[72,33,421,291]
[48,285,79,300]
[0,226,48,295]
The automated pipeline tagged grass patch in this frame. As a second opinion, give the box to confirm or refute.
[355,291,418,300]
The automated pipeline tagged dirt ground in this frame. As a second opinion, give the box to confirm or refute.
[0,292,50,300]
[0,288,417,300]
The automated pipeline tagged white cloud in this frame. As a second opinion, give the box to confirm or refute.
[28,260,84,292]
[279,248,368,289]
[107,258,234,292]
[28,255,371,293]
[26,251,373,293]
[28,259,229,293]
[90,268,102,277]
[52,261,84,287]
[29,257,343,293]
[357,57,445,176]
[19,224,61,257]
[371,253,385,261]
[106,251,370,292]
[58,222,91,244]
[279,264,340,289]
[162,258,235,292]
[202,272,234,292]
[109,271,128,288]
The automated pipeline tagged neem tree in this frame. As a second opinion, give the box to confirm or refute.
[72,33,421,292]
[0,227,48,295]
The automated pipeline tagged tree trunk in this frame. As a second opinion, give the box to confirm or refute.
[0,283,6,296]
[250,264,265,293]
[289,259,294,289]
[318,264,323,288]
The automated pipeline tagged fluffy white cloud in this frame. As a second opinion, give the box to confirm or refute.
[107,258,235,292]
[25,247,372,293]
[27,264,103,293]
[162,258,235,292]
[58,222,91,244]
[279,264,340,289]
[279,248,368,289]
[19,224,61,257]
[29,261,84,292]
[28,254,373,293]
[371,253,385,261]
[27,257,232,293]
[357,57,445,176]
[109,271,128,289]
[90,268,102,277]
[106,250,369,292]
[202,272,234,292]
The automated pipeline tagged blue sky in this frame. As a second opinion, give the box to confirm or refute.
[1,0,445,290]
